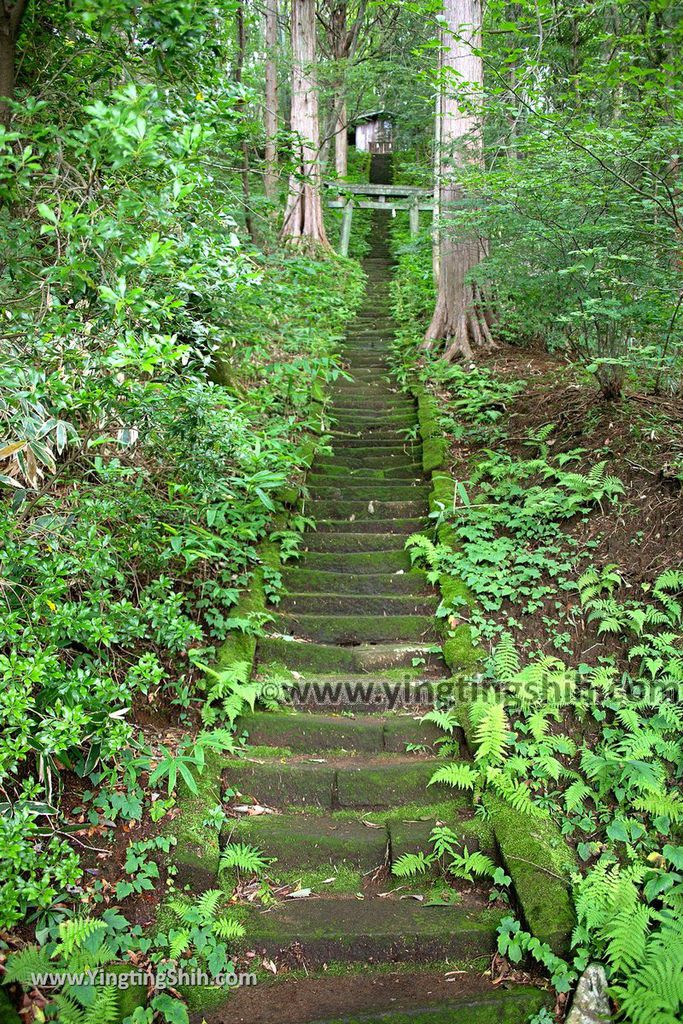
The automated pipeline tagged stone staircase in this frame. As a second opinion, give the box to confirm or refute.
[215,216,549,1023]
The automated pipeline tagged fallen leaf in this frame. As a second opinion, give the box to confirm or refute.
[286,888,312,899]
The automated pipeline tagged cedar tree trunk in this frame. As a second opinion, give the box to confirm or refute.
[281,0,330,249]
[425,0,494,358]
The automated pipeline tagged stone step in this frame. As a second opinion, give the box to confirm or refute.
[280,593,438,616]
[225,755,448,810]
[314,518,424,535]
[302,533,419,554]
[240,897,502,967]
[327,430,418,443]
[327,442,420,455]
[281,567,432,596]
[256,638,444,674]
[295,550,413,572]
[310,465,423,480]
[310,482,428,499]
[330,410,413,422]
[273,673,448,711]
[331,403,415,415]
[205,975,550,1024]
[236,709,443,753]
[308,499,426,520]
[314,459,423,474]
[225,812,388,871]
[270,613,439,644]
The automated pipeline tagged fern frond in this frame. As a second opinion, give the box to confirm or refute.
[429,762,479,790]
[3,945,52,985]
[392,851,433,877]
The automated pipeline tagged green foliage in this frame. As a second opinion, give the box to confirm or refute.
[220,842,271,877]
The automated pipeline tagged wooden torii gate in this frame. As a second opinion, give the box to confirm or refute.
[324,182,434,257]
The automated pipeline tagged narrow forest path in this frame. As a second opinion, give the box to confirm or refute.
[212,215,549,1024]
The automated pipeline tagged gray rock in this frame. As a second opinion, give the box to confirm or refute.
[566,963,611,1023]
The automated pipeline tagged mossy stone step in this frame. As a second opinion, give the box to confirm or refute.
[310,465,422,480]
[314,460,423,475]
[225,813,388,871]
[262,673,449,712]
[280,594,438,616]
[237,709,385,751]
[281,567,432,596]
[335,759,445,808]
[300,987,551,1024]
[302,534,420,554]
[389,816,492,868]
[271,613,439,644]
[315,519,425,536]
[309,500,426,520]
[296,550,413,572]
[226,757,336,808]
[237,709,446,753]
[256,638,444,674]
[329,435,418,446]
[225,754,449,810]
[330,413,416,426]
[310,483,428,499]
[241,897,502,966]
[326,432,419,445]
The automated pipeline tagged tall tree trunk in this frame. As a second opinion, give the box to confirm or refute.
[0,0,28,126]
[281,0,330,249]
[334,95,347,177]
[425,0,494,358]
[235,2,256,242]
[264,0,279,199]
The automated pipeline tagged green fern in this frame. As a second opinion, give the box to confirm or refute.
[3,945,52,985]
[493,633,520,682]
[220,842,270,875]
[392,850,433,877]
[429,762,479,790]
[473,701,509,764]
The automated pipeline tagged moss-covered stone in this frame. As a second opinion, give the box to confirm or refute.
[169,749,224,892]
[302,533,416,553]
[485,793,576,956]
[297,549,413,572]
[237,709,385,752]
[256,637,443,674]
[225,757,336,808]
[224,813,388,871]
[240,897,502,966]
[314,518,426,536]
[281,566,432,596]
[443,625,483,674]
[272,612,441,644]
[315,986,550,1024]
[336,760,445,808]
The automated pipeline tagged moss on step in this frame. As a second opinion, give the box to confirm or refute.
[335,761,445,808]
[296,549,413,572]
[240,897,503,966]
[224,813,387,872]
[303,533,421,553]
[237,709,385,752]
[225,758,337,809]
[256,637,444,674]
[314,986,550,1024]
[280,566,432,596]
[272,613,440,645]
[485,794,576,956]
[168,748,223,892]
